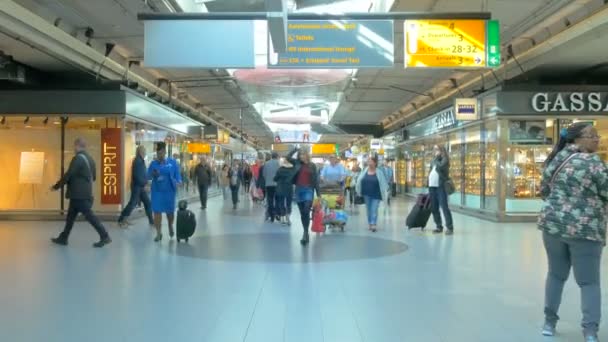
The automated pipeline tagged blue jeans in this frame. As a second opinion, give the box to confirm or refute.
[429,186,453,230]
[364,196,380,225]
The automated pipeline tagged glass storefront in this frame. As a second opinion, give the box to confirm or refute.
[397,88,608,221]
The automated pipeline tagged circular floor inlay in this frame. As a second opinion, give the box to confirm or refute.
[169,233,408,263]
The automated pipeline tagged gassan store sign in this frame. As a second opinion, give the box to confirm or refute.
[101,128,121,205]
[531,92,608,113]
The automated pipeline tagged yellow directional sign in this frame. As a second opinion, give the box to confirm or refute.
[404,20,487,68]
[311,144,337,155]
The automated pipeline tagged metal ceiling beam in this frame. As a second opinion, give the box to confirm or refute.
[138,11,492,20]
[265,0,288,53]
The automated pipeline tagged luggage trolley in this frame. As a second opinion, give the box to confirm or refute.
[319,184,348,232]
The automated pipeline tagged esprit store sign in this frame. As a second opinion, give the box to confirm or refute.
[101,128,121,204]
[531,92,608,113]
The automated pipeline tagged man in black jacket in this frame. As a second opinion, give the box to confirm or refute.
[50,137,111,248]
[193,156,213,209]
[118,145,153,227]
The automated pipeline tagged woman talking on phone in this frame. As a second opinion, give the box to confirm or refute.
[148,142,181,242]
[428,145,454,235]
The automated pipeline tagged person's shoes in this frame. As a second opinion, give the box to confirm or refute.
[445,229,454,235]
[541,322,556,336]
[286,217,292,226]
[584,332,599,342]
[433,228,443,234]
[154,234,162,242]
[93,237,112,248]
[300,232,309,245]
[169,230,175,239]
[51,236,68,246]
[118,221,129,228]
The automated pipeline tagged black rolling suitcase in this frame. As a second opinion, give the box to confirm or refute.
[406,194,432,230]
[176,200,196,242]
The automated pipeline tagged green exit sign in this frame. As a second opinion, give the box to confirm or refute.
[486,20,500,68]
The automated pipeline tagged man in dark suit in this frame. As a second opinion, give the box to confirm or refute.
[50,137,112,248]
[193,155,213,209]
[118,145,154,227]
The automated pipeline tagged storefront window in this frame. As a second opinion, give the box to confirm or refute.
[123,120,202,207]
[483,121,498,211]
[505,120,552,212]
[410,144,426,194]
[448,131,463,206]
[464,126,482,209]
[64,117,120,213]
[0,116,63,211]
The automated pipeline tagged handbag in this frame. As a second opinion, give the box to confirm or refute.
[444,178,456,195]
[354,195,365,205]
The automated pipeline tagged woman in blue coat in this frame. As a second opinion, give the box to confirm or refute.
[148,142,181,242]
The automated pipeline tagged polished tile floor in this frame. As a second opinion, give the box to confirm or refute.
[0,195,605,342]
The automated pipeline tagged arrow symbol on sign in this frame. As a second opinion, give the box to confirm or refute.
[490,57,499,65]
[474,56,482,64]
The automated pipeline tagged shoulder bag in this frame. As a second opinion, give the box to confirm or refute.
[550,153,579,186]
[444,178,456,195]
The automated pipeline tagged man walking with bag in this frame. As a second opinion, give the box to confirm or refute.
[50,137,112,248]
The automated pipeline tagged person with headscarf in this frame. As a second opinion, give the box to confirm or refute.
[539,122,607,342]
[147,142,181,242]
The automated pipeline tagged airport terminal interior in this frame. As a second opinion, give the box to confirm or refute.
[2,0,608,341]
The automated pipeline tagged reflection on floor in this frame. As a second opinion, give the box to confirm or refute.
[0,195,603,342]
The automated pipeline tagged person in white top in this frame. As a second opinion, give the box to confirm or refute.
[428,145,454,234]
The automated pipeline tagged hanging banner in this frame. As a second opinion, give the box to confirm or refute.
[268,20,394,68]
[404,19,499,68]
[101,128,122,205]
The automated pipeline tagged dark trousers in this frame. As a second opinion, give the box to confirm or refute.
[429,186,453,230]
[61,199,109,240]
[230,185,240,206]
[265,186,277,219]
[243,181,251,194]
[198,184,209,208]
[276,190,293,216]
[344,187,355,205]
[297,200,313,232]
[543,232,603,334]
[119,186,153,224]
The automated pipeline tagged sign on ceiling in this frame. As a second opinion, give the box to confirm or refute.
[403,19,500,68]
[454,98,478,121]
[311,143,338,155]
[268,20,394,69]
[143,20,255,68]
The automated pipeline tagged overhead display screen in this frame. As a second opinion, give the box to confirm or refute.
[268,20,394,68]
[404,19,500,68]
